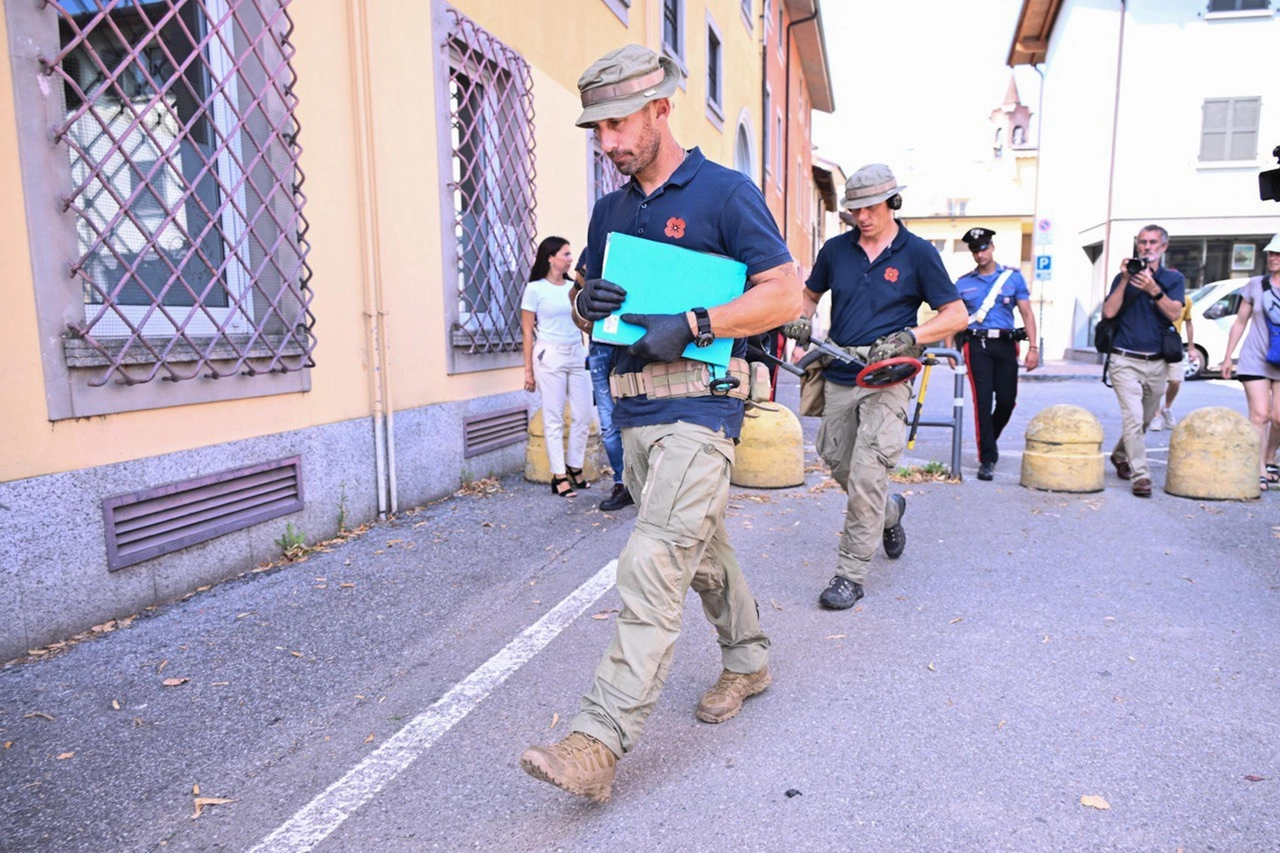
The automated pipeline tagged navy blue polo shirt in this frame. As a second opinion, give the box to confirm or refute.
[582,147,792,438]
[805,223,960,385]
[1107,266,1186,353]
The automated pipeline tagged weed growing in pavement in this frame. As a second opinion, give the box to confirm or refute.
[891,461,960,484]
[275,522,308,559]
[337,480,349,533]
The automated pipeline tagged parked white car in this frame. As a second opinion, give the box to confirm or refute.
[1184,278,1251,379]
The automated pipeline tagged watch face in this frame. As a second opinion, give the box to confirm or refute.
[695,333,714,348]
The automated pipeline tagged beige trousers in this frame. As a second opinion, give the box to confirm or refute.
[816,379,911,584]
[1109,354,1169,481]
[571,421,769,757]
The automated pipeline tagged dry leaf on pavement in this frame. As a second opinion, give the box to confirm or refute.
[191,797,234,819]
[550,713,559,730]
[1080,794,1111,810]
[161,677,189,687]
[56,752,74,760]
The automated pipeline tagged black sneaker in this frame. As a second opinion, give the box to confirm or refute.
[599,483,634,512]
[883,494,906,559]
[977,462,995,481]
[819,576,864,610]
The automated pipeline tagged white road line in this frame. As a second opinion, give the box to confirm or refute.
[249,560,618,853]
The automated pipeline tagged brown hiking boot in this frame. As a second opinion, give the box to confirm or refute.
[695,666,772,723]
[519,731,617,803]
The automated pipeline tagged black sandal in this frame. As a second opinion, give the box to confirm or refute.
[566,466,591,491]
[551,475,577,498]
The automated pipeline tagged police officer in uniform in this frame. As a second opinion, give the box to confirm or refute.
[953,228,1039,480]
[519,44,802,802]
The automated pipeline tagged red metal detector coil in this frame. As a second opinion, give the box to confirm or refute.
[855,356,922,389]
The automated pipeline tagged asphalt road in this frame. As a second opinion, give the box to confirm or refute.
[1,371,1277,852]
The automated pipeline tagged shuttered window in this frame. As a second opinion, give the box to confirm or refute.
[1199,97,1261,162]
[1206,1,1270,11]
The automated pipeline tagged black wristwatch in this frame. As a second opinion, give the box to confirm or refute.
[692,307,715,348]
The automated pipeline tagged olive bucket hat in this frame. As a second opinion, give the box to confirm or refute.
[841,163,907,210]
[576,44,682,128]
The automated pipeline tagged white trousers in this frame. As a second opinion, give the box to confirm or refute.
[534,340,592,474]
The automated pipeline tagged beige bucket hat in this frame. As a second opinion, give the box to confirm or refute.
[576,44,681,128]
[841,163,906,210]
[1264,233,1280,253]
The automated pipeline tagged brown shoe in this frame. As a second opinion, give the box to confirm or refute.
[1110,452,1132,481]
[1132,476,1152,497]
[520,731,617,802]
[695,666,772,724]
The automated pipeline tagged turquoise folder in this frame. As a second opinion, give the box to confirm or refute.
[591,232,747,368]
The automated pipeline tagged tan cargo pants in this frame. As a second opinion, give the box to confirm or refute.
[816,378,911,584]
[571,421,770,757]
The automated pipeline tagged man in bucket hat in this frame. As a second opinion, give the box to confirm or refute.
[783,164,967,610]
[520,44,802,802]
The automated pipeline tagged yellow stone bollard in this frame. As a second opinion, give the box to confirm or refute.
[1020,404,1105,492]
[525,405,607,485]
[730,403,805,488]
[1165,407,1260,500]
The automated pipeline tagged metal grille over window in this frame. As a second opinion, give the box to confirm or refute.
[44,0,313,386]
[446,8,537,354]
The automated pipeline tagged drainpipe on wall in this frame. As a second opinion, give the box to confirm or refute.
[1100,0,1128,315]
[759,9,767,193]
[782,10,818,243]
[1032,62,1046,355]
[349,0,398,518]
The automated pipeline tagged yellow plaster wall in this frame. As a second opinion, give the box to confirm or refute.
[0,2,375,482]
[1,0,768,483]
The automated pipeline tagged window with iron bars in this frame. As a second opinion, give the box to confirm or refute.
[439,6,537,366]
[29,0,313,393]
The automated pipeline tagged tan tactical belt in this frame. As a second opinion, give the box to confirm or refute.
[610,357,753,401]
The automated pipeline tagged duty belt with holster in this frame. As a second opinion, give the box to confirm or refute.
[961,328,1027,343]
[609,357,768,402]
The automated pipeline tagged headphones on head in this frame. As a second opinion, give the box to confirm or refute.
[887,193,903,211]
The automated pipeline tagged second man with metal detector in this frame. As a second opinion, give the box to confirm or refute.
[784,164,967,610]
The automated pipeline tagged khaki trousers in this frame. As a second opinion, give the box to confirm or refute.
[1109,354,1168,481]
[571,421,769,757]
[816,379,911,584]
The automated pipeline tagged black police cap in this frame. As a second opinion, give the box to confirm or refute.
[961,227,996,250]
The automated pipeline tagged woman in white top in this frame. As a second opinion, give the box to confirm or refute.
[522,237,594,498]
[1221,232,1280,491]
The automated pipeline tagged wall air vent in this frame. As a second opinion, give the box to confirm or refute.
[103,457,304,571]
[463,407,528,458]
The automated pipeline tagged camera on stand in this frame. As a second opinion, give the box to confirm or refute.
[1125,258,1145,275]
[1260,146,1280,202]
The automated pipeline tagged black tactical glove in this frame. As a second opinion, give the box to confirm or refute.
[868,328,924,362]
[575,278,627,321]
[621,312,695,363]
[781,316,812,346]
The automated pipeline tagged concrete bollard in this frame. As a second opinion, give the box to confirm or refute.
[1165,407,1260,500]
[1020,404,1104,492]
[525,405,607,485]
[730,403,805,488]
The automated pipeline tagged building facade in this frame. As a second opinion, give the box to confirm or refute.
[0,0,832,660]
[1009,0,1280,358]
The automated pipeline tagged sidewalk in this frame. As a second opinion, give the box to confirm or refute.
[1021,356,1104,381]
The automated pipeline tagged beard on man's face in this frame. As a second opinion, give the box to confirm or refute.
[609,111,660,176]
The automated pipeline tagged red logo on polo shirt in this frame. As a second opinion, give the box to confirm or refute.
[664,217,686,239]
[884,267,900,283]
